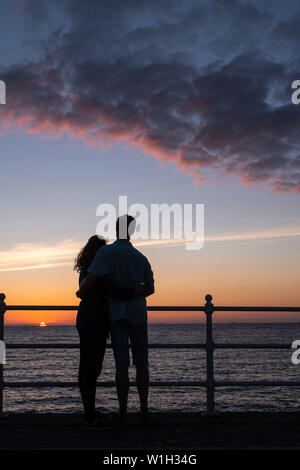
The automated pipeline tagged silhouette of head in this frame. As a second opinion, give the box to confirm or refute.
[74,235,106,272]
[116,215,136,240]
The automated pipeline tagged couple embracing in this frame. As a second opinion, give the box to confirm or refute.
[75,215,154,428]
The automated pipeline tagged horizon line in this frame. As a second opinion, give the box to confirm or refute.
[6,320,300,326]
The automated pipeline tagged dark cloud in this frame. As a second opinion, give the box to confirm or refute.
[1,0,300,192]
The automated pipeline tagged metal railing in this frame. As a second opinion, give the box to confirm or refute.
[0,293,300,415]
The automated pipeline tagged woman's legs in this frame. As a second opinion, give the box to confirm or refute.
[78,329,107,423]
[115,364,130,419]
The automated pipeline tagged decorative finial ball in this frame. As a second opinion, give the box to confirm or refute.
[205,294,212,302]
[0,293,6,301]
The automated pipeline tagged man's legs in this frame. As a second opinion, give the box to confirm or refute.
[110,320,131,422]
[136,364,149,416]
[130,322,149,417]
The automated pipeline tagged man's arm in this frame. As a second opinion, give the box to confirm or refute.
[76,273,99,299]
[143,258,155,298]
[140,282,154,297]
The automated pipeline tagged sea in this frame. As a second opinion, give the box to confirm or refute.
[3,323,300,414]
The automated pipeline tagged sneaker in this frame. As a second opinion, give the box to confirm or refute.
[140,411,152,425]
[82,416,115,430]
[117,413,129,428]
[96,411,115,423]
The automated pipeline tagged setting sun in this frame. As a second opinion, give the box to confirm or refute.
[39,322,46,327]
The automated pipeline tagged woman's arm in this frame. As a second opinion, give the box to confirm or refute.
[106,279,147,300]
[77,275,150,301]
[106,279,134,300]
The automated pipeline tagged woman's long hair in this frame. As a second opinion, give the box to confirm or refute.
[74,235,106,273]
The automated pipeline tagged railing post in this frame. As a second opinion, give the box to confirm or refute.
[204,294,215,415]
[0,293,6,416]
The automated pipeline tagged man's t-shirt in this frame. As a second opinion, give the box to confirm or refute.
[88,239,154,323]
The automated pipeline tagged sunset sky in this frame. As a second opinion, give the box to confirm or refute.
[1,0,300,324]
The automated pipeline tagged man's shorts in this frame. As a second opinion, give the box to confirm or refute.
[110,319,148,366]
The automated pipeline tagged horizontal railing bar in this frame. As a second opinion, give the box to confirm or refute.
[5,343,292,349]
[3,380,300,388]
[3,381,207,388]
[5,305,300,312]
[215,343,292,349]
[6,343,205,349]
[213,307,300,312]
[216,381,300,387]
[5,306,204,311]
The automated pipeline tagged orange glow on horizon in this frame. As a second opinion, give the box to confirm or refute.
[1,241,300,325]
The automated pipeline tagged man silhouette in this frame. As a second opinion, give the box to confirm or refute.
[77,215,154,424]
